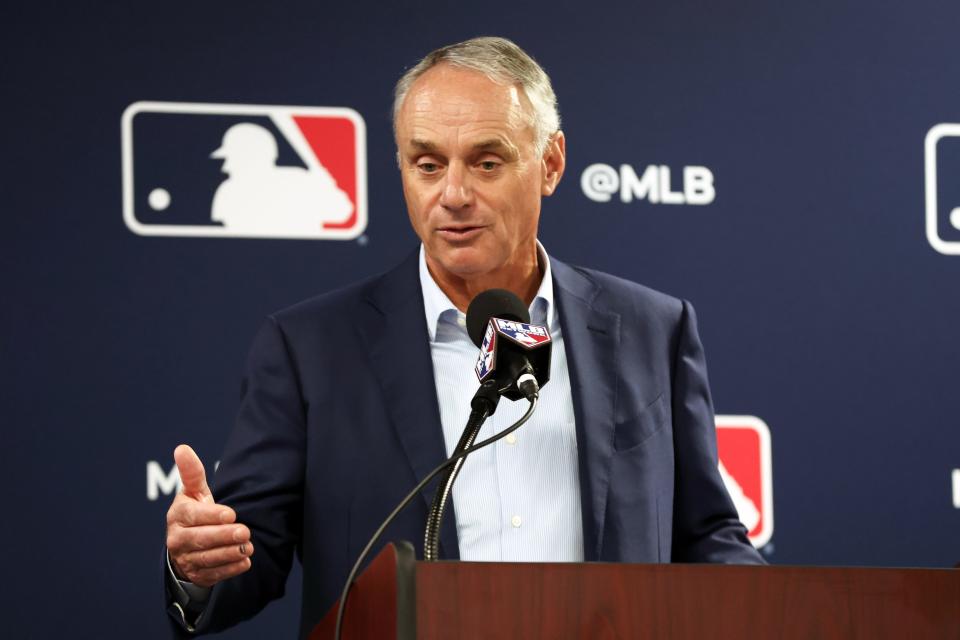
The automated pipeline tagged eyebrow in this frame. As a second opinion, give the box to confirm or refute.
[472,139,519,158]
[406,138,519,159]
[409,139,438,153]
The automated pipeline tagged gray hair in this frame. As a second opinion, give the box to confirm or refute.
[392,36,561,157]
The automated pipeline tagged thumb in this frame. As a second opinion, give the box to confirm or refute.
[174,444,214,503]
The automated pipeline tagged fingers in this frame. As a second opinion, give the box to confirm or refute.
[178,540,254,572]
[176,555,253,588]
[167,522,250,553]
[174,444,212,503]
[167,494,236,528]
[179,540,254,569]
[168,521,254,587]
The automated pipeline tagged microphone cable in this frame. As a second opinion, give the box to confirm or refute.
[333,393,539,640]
[423,406,485,562]
[424,376,502,562]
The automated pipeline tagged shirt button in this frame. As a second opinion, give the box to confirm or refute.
[511,515,522,528]
[505,433,517,445]
[456,316,467,327]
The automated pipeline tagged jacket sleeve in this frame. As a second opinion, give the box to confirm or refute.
[165,316,307,635]
[669,300,765,564]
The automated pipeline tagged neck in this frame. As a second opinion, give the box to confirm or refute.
[427,247,543,313]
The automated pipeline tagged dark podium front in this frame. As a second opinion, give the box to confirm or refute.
[311,543,960,639]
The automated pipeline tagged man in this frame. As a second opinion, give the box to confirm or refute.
[165,36,763,638]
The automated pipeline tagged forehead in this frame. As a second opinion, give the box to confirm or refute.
[396,64,534,145]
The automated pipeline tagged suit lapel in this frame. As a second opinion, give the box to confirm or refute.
[355,251,460,558]
[552,259,621,561]
[354,252,619,561]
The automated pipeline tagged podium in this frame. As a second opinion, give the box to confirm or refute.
[311,542,960,639]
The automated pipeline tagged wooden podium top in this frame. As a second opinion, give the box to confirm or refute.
[313,543,960,640]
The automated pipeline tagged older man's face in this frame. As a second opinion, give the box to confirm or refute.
[395,64,563,283]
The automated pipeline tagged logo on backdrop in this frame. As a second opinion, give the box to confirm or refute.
[121,101,367,240]
[924,124,960,255]
[715,415,773,548]
[581,163,715,205]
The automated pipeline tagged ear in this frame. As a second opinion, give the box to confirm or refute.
[540,131,566,197]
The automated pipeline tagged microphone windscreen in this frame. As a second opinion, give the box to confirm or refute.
[466,289,530,347]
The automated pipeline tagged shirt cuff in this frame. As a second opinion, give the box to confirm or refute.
[166,549,212,606]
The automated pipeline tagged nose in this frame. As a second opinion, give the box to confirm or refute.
[439,163,473,211]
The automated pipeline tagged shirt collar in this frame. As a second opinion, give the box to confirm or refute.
[419,242,556,342]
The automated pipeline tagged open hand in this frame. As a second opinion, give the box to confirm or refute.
[165,444,253,587]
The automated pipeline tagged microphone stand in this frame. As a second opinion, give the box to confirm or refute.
[423,379,501,561]
[333,389,539,640]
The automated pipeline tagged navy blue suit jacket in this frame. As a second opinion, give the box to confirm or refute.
[167,250,762,637]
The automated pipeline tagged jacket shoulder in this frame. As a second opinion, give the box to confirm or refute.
[270,273,378,328]
[268,251,420,336]
[556,260,686,323]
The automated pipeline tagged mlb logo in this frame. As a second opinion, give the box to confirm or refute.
[493,319,552,348]
[715,415,773,548]
[475,323,497,381]
[121,101,366,240]
[925,123,960,255]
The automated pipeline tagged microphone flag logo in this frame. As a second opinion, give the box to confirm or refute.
[474,322,497,382]
[492,318,551,347]
[474,318,551,382]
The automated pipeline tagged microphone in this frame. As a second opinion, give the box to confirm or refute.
[467,288,552,402]
[466,288,529,342]
[338,289,555,635]
[423,289,551,562]
[335,399,539,639]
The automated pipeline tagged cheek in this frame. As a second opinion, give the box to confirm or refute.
[402,180,427,223]
[504,184,541,231]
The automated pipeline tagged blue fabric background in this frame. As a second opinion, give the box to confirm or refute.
[3,1,958,636]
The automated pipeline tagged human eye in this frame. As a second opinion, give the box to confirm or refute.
[416,160,442,175]
[475,157,502,173]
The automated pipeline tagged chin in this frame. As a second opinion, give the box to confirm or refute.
[433,247,497,279]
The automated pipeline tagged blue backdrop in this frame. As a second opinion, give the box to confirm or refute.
[3,1,958,637]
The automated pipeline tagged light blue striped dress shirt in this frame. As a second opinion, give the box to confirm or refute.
[419,244,584,562]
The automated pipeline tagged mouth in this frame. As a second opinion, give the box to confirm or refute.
[436,225,486,241]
